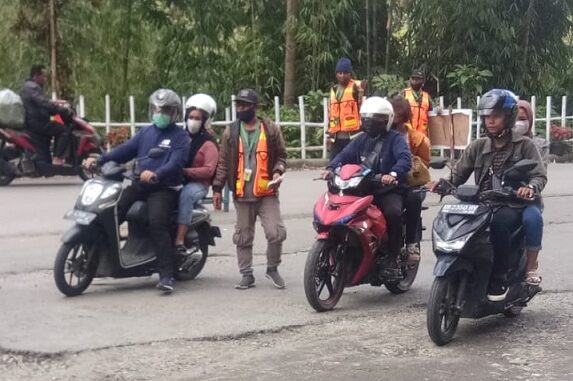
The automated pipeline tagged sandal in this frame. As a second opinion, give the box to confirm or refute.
[525,271,542,286]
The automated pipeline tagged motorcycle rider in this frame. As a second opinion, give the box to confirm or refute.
[84,89,190,293]
[20,64,73,166]
[428,89,547,300]
[174,94,219,257]
[322,97,412,278]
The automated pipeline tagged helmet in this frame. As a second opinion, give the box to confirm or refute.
[478,89,518,134]
[360,96,394,138]
[235,88,259,104]
[148,89,182,124]
[185,93,217,128]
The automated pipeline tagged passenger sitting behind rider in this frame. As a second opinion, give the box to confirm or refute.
[174,94,219,257]
[427,89,547,300]
[84,89,190,294]
[321,97,412,278]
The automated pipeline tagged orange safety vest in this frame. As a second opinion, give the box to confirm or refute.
[235,124,275,198]
[404,87,430,136]
[328,79,361,134]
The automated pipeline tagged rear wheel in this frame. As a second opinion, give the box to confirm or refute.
[304,240,346,312]
[0,160,16,186]
[385,243,420,294]
[427,276,462,346]
[53,243,98,296]
[174,243,208,281]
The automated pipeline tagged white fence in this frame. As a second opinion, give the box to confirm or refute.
[76,94,573,158]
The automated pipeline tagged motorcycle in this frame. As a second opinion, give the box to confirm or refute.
[304,164,423,312]
[426,159,542,345]
[53,148,221,296]
[0,106,102,185]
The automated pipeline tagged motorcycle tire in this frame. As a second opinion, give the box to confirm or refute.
[304,240,346,312]
[426,276,461,346]
[53,243,98,297]
[174,243,208,281]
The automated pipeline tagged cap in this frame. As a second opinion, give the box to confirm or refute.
[235,88,259,104]
[335,57,353,73]
[411,69,425,79]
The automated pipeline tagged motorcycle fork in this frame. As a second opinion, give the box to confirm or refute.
[454,272,469,314]
[332,231,351,277]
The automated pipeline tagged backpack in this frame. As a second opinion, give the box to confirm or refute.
[0,89,25,129]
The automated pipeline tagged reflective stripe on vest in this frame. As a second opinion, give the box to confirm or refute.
[328,80,361,134]
[235,125,275,198]
[404,88,430,135]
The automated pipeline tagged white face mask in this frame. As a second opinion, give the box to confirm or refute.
[187,119,202,134]
[512,120,529,137]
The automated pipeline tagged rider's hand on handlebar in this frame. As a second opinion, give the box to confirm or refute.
[320,169,333,180]
[83,157,97,170]
[140,170,157,184]
[426,180,439,193]
[516,186,535,200]
[213,192,222,210]
[381,174,397,185]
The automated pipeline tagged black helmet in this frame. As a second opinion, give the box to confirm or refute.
[478,89,518,135]
[235,88,259,104]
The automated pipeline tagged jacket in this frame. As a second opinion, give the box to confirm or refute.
[328,130,412,184]
[451,134,547,194]
[98,124,190,188]
[20,79,69,132]
[183,140,219,188]
[212,117,287,194]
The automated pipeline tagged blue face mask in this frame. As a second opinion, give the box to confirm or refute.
[152,113,171,129]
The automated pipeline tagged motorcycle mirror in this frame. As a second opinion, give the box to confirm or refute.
[502,159,537,181]
[429,157,448,170]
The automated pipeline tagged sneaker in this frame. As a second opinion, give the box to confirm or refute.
[156,277,175,293]
[265,268,286,289]
[175,244,187,255]
[235,274,256,290]
[487,280,508,302]
[380,257,402,280]
[405,244,421,264]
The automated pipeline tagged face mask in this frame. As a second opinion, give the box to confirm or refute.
[152,113,171,129]
[512,121,529,137]
[187,119,202,134]
[237,109,255,122]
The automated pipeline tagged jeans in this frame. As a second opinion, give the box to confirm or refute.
[177,182,208,226]
[522,204,543,251]
[374,192,403,258]
[117,185,178,278]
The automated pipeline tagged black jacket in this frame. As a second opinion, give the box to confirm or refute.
[19,79,68,132]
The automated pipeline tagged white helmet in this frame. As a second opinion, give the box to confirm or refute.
[360,97,394,138]
[185,93,217,128]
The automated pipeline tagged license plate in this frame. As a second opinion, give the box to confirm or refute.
[64,209,97,225]
[441,204,479,215]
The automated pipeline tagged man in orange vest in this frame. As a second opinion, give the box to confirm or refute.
[328,57,365,159]
[402,69,432,137]
[212,89,288,290]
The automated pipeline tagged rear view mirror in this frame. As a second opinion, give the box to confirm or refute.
[429,157,448,170]
[502,159,537,182]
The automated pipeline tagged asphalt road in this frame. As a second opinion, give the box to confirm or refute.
[1,166,572,380]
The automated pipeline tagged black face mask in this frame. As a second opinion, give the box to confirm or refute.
[237,109,255,122]
[362,118,387,139]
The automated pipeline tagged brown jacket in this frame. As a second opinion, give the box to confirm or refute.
[212,117,287,194]
[450,134,547,194]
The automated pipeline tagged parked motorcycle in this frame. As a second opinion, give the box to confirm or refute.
[53,149,221,296]
[304,164,423,312]
[0,109,102,185]
[426,159,542,345]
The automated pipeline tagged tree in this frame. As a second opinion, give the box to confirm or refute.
[283,0,298,106]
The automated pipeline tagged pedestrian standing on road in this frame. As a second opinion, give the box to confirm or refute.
[327,57,366,159]
[211,89,288,290]
[402,69,433,138]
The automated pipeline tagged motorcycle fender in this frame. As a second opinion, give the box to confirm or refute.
[433,255,473,277]
[61,224,100,245]
[197,222,219,246]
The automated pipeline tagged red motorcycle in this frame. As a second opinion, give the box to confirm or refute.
[0,108,103,185]
[304,164,422,312]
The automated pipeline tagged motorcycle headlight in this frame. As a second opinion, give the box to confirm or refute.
[433,230,472,253]
[334,176,362,190]
[81,182,104,206]
[101,184,122,199]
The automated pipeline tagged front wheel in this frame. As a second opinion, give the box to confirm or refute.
[304,240,346,312]
[53,243,98,296]
[426,276,462,345]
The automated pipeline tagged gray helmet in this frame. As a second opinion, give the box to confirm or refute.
[148,89,182,124]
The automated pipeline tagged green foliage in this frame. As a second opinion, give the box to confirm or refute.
[446,64,493,101]
[371,74,407,97]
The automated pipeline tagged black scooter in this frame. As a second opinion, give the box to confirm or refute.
[53,149,221,296]
[426,159,542,345]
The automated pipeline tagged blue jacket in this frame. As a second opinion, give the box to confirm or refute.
[99,124,190,188]
[328,130,412,184]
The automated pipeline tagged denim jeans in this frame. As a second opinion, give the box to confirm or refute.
[522,204,543,251]
[177,182,208,226]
